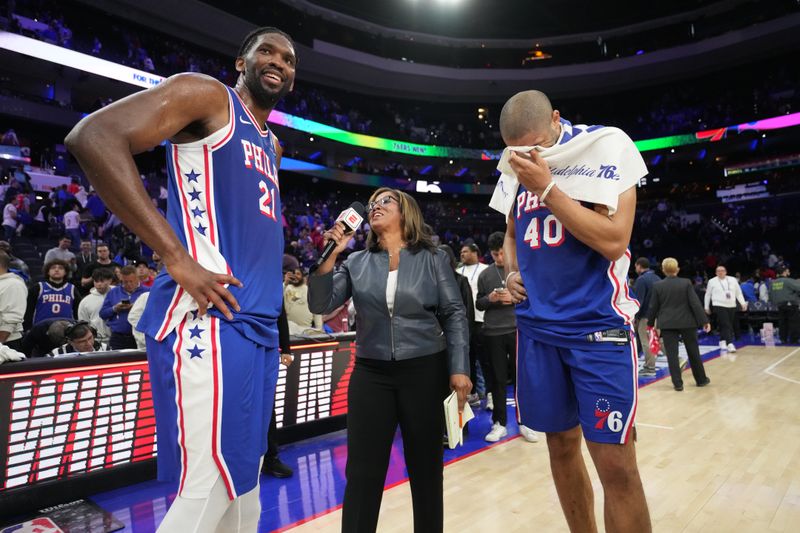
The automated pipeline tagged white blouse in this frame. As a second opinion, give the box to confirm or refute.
[386,270,398,315]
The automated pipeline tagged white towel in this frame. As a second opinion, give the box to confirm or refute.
[489,122,647,218]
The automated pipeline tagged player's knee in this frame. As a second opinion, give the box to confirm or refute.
[595,450,641,489]
[545,428,582,461]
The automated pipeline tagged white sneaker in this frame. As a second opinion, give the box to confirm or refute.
[719,341,727,351]
[727,343,737,353]
[486,392,494,411]
[485,422,507,442]
[518,424,539,443]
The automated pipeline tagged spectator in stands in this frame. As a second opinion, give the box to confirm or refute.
[740,274,758,303]
[81,242,120,286]
[704,265,747,352]
[20,318,75,358]
[77,267,113,346]
[24,259,81,329]
[0,250,27,351]
[769,265,800,344]
[50,320,108,356]
[31,199,53,238]
[75,239,95,287]
[85,190,107,224]
[648,258,711,391]
[2,198,17,241]
[127,291,150,350]
[63,202,81,247]
[284,268,322,334]
[134,259,155,287]
[633,257,661,377]
[43,236,77,274]
[99,265,148,349]
[0,241,30,280]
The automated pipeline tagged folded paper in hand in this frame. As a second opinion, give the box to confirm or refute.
[443,391,475,449]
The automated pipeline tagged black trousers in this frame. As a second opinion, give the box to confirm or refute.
[109,332,137,350]
[342,354,449,533]
[484,332,516,426]
[468,323,493,395]
[778,304,800,343]
[661,328,708,388]
[713,306,736,344]
[266,408,279,459]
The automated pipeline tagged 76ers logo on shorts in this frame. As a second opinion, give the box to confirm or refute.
[594,398,624,432]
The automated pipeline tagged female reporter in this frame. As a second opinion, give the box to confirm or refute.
[309,187,471,533]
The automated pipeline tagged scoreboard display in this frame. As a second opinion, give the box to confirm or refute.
[0,335,356,515]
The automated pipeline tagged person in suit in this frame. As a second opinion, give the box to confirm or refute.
[647,257,711,391]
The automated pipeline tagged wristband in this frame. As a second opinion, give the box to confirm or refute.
[540,181,556,202]
[505,271,518,286]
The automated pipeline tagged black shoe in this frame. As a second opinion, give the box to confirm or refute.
[262,457,293,478]
[674,384,684,391]
[697,378,711,387]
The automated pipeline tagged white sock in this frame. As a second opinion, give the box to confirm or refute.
[157,475,232,533]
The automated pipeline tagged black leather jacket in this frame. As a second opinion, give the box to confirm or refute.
[308,247,470,375]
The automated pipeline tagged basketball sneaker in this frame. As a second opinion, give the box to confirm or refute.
[727,343,737,352]
[519,424,539,443]
[485,422,508,442]
[718,341,727,351]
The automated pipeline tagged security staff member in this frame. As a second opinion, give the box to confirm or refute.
[770,265,800,344]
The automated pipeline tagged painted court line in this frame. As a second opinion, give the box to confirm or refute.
[636,422,674,430]
[763,347,800,385]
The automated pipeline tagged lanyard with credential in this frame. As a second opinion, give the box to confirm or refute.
[461,264,479,281]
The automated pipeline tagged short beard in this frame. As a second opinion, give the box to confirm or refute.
[242,69,290,110]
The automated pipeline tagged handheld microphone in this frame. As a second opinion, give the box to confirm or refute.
[314,202,366,269]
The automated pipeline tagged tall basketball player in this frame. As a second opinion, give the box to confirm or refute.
[494,90,651,532]
[65,27,296,532]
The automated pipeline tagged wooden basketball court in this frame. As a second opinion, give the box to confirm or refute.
[287,345,800,532]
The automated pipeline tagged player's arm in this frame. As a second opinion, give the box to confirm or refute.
[503,214,527,303]
[508,150,636,261]
[65,73,242,318]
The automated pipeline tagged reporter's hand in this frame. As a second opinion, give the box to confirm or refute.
[703,323,711,333]
[449,373,472,414]
[506,272,527,303]
[488,290,502,303]
[165,250,243,320]
[280,353,294,366]
[322,222,351,259]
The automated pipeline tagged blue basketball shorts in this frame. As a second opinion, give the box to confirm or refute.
[515,328,638,444]
[146,312,279,499]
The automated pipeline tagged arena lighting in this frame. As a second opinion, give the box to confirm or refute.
[3,31,800,159]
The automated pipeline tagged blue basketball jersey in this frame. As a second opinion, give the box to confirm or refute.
[513,184,639,349]
[33,282,76,324]
[139,86,283,348]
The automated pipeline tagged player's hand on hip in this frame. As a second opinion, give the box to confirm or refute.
[506,272,527,303]
[449,373,472,413]
[165,251,242,320]
[508,150,552,195]
[322,222,350,257]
